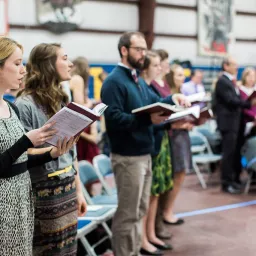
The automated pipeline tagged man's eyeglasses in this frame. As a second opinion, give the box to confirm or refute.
[128,46,147,53]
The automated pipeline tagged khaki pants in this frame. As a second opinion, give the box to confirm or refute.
[111,154,152,256]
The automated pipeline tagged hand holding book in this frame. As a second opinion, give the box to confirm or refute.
[44,102,108,146]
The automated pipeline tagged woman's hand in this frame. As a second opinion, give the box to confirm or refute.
[172,94,191,107]
[50,136,79,158]
[26,122,57,147]
[77,191,87,217]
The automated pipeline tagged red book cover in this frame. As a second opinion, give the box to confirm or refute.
[67,102,99,121]
[132,102,182,116]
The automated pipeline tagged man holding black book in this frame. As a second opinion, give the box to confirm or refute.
[101,32,188,256]
[215,56,256,194]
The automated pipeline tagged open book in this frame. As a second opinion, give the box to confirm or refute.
[165,106,213,126]
[197,107,213,125]
[132,102,183,116]
[239,87,256,101]
[45,102,107,146]
[166,106,201,123]
[186,92,212,104]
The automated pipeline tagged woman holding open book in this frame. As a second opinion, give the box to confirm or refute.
[239,67,256,125]
[162,64,193,225]
[69,56,100,163]
[0,37,78,256]
[139,50,173,255]
[16,43,87,256]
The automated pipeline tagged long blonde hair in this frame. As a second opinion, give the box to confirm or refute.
[19,43,68,117]
[242,67,255,86]
[0,37,23,67]
[165,64,183,93]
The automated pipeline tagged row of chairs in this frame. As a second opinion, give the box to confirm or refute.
[77,155,117,256]
[190,126,256,193]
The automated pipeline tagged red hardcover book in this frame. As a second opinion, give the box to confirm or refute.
[67,102,107,121]
[165,106,200,124]
[165,106,213,126]
[132,102,183,116]
[239,87,256,101]
[45,103,107,146]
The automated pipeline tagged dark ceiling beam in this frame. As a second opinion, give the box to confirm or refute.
[139,0,156,49]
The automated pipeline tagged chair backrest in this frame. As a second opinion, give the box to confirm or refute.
[189,131,213,154]
[78,160,99,186]
[93,154,112,177]
[93,154,115,196]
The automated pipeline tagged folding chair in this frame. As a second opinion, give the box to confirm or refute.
[77,219,98,256]
[93,154,116,196]
[77,205,116,256]
[79,160,117,205]
[189,131,222,189]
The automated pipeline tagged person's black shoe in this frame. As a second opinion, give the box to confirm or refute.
[163,218,184,225]
[150,242,173,251]
[222,185,241,194]
[140,248,163,255]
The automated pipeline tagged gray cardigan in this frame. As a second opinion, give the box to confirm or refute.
[15,95,77,183]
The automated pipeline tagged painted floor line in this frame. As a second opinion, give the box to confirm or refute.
[176,200,256,218]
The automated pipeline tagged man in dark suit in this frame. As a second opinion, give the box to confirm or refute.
[215,57,256,194]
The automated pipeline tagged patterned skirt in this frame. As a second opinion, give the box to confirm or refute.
[32,175,78,256]
[151,131,173,196]
[0,171,34,256]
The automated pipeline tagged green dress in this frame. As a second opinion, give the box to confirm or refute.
[151,131,173,196]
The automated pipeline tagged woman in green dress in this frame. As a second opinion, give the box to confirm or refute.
[140,51,173,255]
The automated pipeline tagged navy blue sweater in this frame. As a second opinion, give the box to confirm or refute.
[101,65,174,156]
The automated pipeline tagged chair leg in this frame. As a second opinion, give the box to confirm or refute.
[102,221,112,238]
[193,161,207,189]
[244,171,253,194]
[80,236,98,256]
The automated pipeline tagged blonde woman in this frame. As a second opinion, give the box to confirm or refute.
[0,37,75,256]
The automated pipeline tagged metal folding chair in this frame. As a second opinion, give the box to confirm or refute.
[93,154,116,196]
[190,131,222,189]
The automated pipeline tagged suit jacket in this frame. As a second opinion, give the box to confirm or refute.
[215,74,251,132]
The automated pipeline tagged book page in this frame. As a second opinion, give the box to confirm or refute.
[186,92,206,103]
[92,103,108,116]
[167,106,200,121]
[45,107,93,146]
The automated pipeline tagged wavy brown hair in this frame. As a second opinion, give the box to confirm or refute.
[19,43,69,117]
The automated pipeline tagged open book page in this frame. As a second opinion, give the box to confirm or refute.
[45,107,93,146]
[132,102,184,115]
[186,92,211,103]
[92,103,108,116]
[166,105,200,123]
